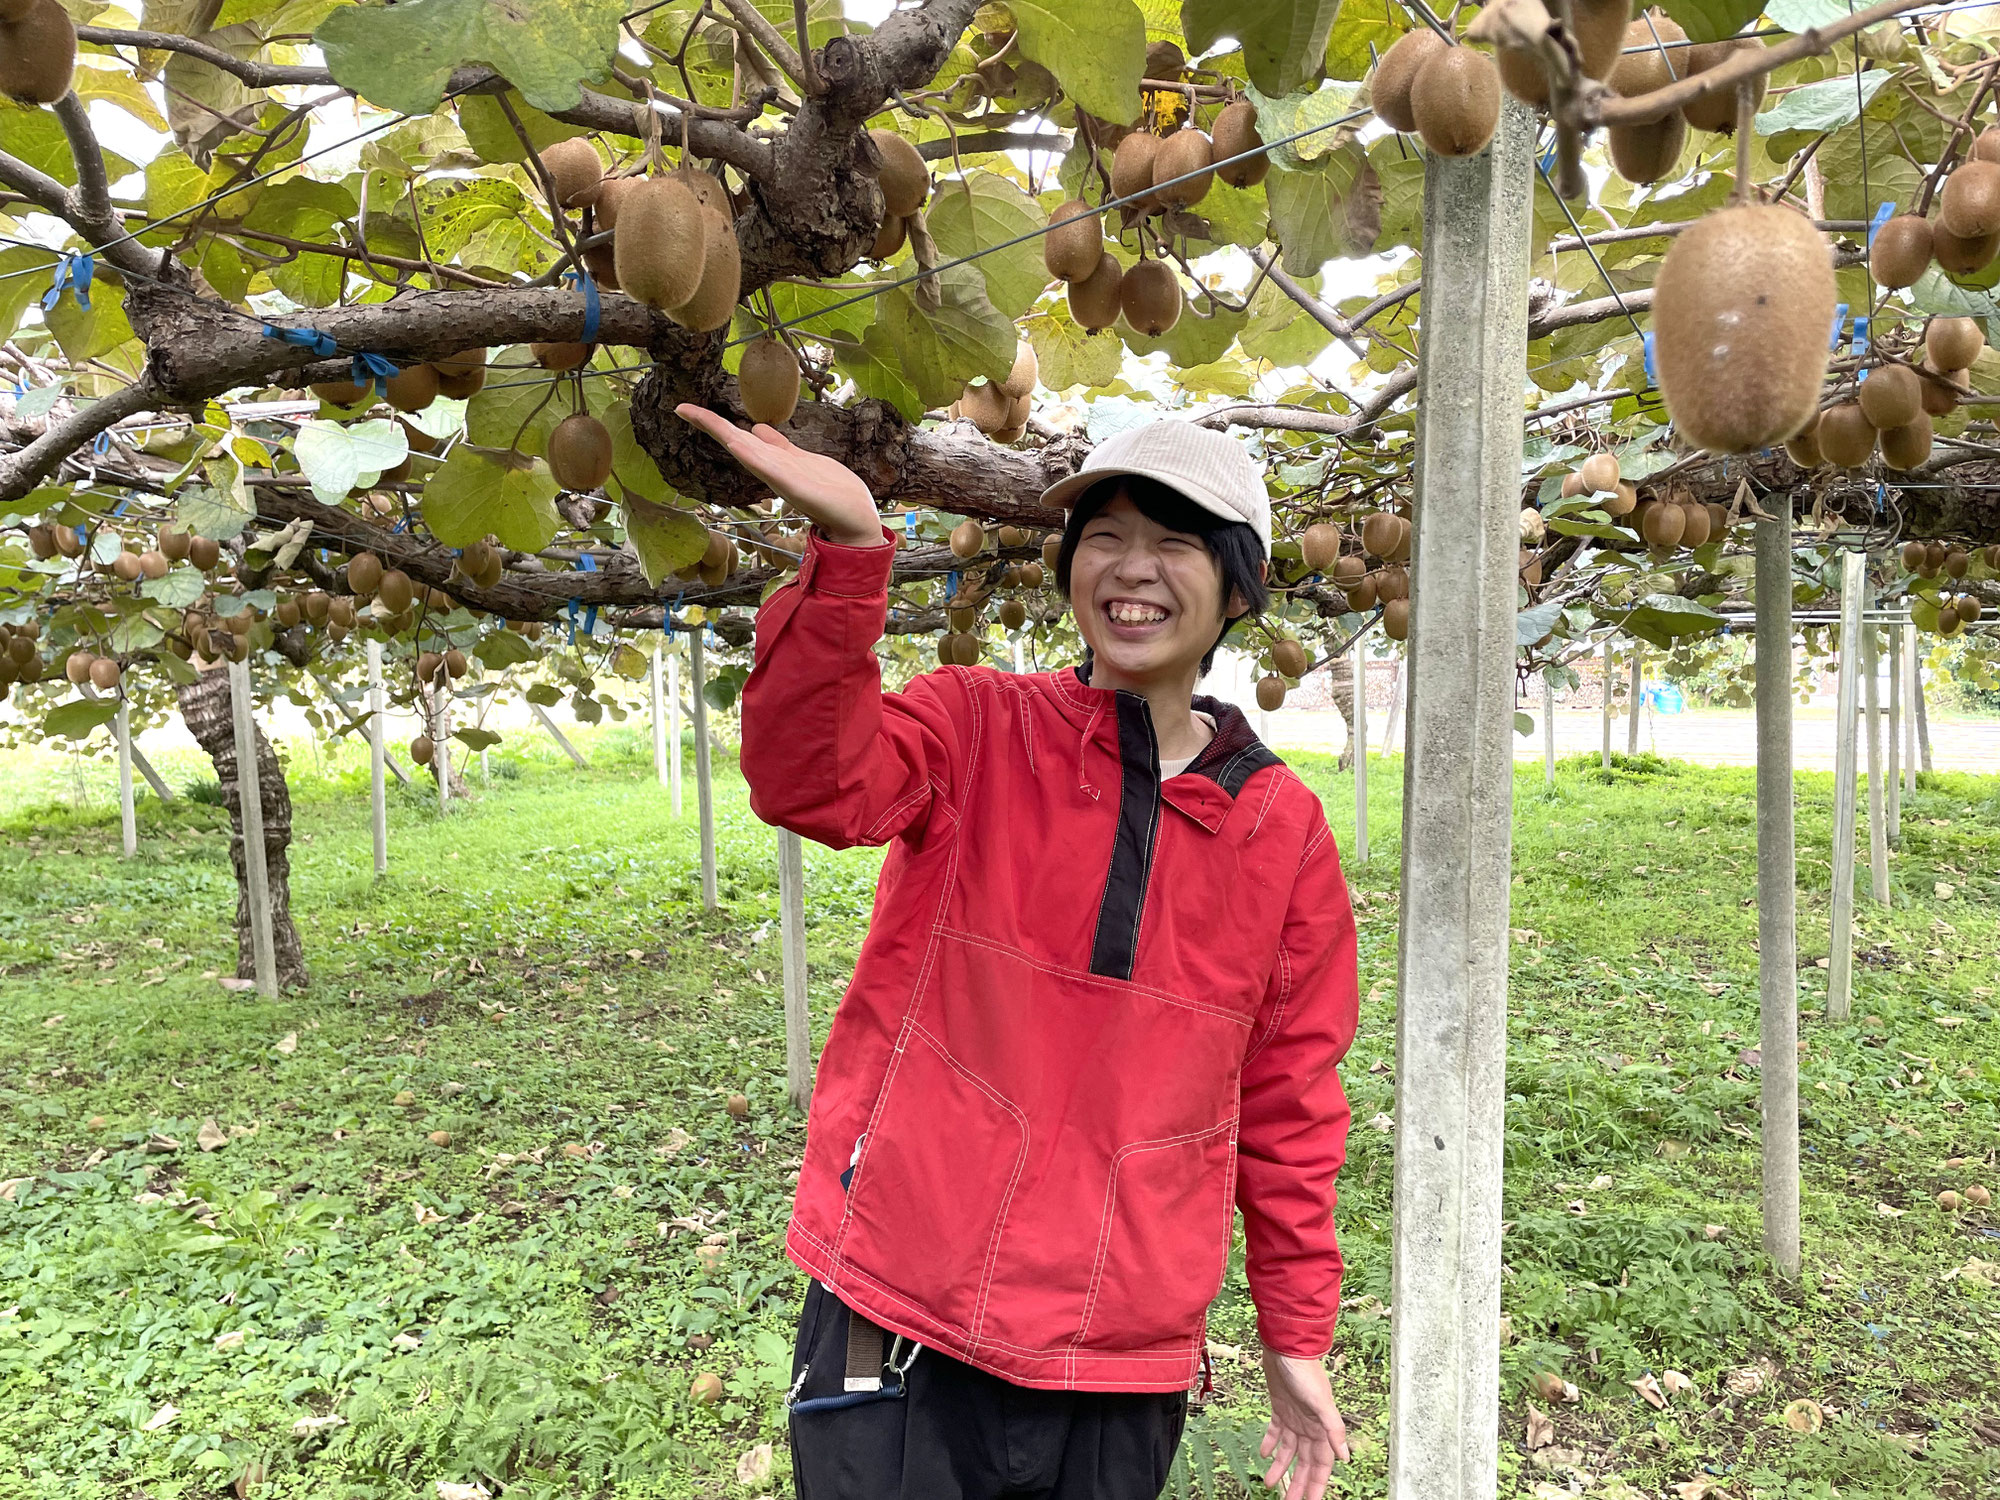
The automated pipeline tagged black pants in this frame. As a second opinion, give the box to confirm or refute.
[787,1280,1187,1500]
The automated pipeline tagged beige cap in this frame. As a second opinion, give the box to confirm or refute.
[1039,419,1271,557]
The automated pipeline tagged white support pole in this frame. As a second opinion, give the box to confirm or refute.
[1382,658,1405,755]
[1902,623,1918,794]
[1387,98,1532,1500]
[1626,642,1644,755]
[651,645,668,787]
[226,659,278,998]
[1754,504,1799,1277]
[529,702,589,767]
[81,681,176,800]
[668,645,684,817]
[1542,674,1555,790]
[116,699,136,857]
[1353,633,1369,864]
[691,630,717,911]
[1886,621,1901,842]
[1863,620,1888,905]
[433,685,449,816]
[1600,641,1613,768]
[1827,550,1865,1022]
[368,640,387,878]
[778,827,812,1111]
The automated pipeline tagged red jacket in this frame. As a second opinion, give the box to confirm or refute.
[740,529,1359,1393]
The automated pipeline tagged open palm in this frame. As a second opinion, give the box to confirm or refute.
[1260,1349,1351,1500]
[675,403,885,547]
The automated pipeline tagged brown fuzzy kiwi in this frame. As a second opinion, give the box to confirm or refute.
[1152,129,1214,207]
[436,363,486,400]
[385,363,439,413]
[616,176,708,312]
[1976,125,2000,164]
[1381,596,1410,641]
[1068,251,1123,331]
[1346,576,1380,611]
[1931,223,1999,275]
[1816,403,1877,467]
[1897,538,1926,568]
[949,519,985,558]
[590,176,633,232]
[1609,113,1687,185]
[110,550,142,583]
[410,736,433,767]
[1255,675,1287,711]
[1411,46,1502,158]
[159,526,190,562]
[547,413,614,491]
[1927,315,1985,369]
[1945,547,1970,578]
[1579,453,1621,492]
[348,550,383,596]
[377,568,414,615]
[1374,28,1448,134]
[1784,426,1823,467]
[445,648,468,679]
[313,379,371,407]
[1858,364,1921,429]
[1605,481,1639,516]
[1500,0,1628,104]
[1680,38,1765,132]
[0,1,41,21]
[990,422,1026,444]
[1301,523,1342,572]
[1361,512,1402,557]
[64,649,91,684]
[1212,101,1268,188]
[1640,500,1686,548]
[1000,599,1027,630]
[670,210,741,332]
[959,380,1014,433]
[189,535,219,570]
[1119,259,1181,338]
[1650,204,1835,453]
[1941,160,2000,239]
[533,341,592,372]
[737,337,801,427]
[1925,540,1947,568]
[1868,214,1933,290]
[1004,391,1030,428]
[0,0,76,106]
[870,128,929,217]
[1919,362,1965,416]
[1879,411,1933,470]
[1678,499,1711,548]
[871,212,908,261]
[673,167,732,220]
[1044,198,1102,281]
[1112,132,1160,207]
[433,347,486,378]
[538,138,602,208]
[1959,594,1985,624]
[1271,638,1309,678]
[998,342,1038,399]
[89,656,120,690]
[1609,13,1688,100]
[139,550,168,580]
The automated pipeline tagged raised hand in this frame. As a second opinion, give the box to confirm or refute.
[675,404,887,548]
[1258,1349,1351,1500]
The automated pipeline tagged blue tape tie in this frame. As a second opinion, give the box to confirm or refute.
[42,252,94,312]
[262,323,338,359]
[350,350,399,394]
[392,515,409,534]
[1852,315,1869,361]
[93,430,112,455]
[946,568,959,599]
[1642,330,1656,386]
[583,604,598,635]
[1829,304,1848,352]
[567,598,580,645]
[1867,200,1896,248]
[578,552,598,572]
[563,267,602,345]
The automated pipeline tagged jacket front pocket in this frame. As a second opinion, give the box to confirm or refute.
[839,1024,1029,1337]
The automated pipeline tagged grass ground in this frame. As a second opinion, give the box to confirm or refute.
[2,725,1997,1500]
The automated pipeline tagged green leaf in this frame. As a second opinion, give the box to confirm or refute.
[1266,143,1370,275]
[422,446,561,551]
[624,496,710,586]
[0,246,51,342]
[925,172,1049,321]
[1517,598,1565,646]
[1753,69,1891,135]
[455,90,586,164]
[293,419,409,503]
[875,265,1016,409]
[1240,275,1333,367]
[475,628,538,668]
[0,102,135,188]
[1657,0,1763,44]
[109,614,165,653]
[1024,308,1123,391]
[316,0,628,116]
[766,275,883,345]
[1190,178,1270,248]
[44,280,136,365]
[42,699,120,740]
[1009,0,1146,125]
[592,399,673,506]
[453,726,503,750]
[1183,0,1336,96]
[526,681,563,706]
[1513,709,1536,735]
[1325,0,1407,81]
[1905,266,2000,318]
[1121,300,1248,367]
[832,327,926,419]
[1242,81,1361,169]
[1614,592,1726,648]
[1764,0,1851,31]
[177,483,254,542]
[466,361,560,454]
[140,565,208,608]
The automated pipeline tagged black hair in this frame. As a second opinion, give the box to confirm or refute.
[1054,474,1269,677]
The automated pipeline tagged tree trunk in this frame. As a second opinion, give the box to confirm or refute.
[1327,668,1357,772]
[1914,659,1933,774]
[177,664,310,988]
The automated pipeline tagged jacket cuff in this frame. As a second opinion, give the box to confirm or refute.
[1256,1307,1337,1361]
[800,525,896,598]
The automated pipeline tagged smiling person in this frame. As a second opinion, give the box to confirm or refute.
[677,405,1359,1500]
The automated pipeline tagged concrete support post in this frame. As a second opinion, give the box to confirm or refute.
[1754,507,1800,1278]
[368,640,387,878]
[1886,622,1901,841]
[1827,549,1865,1022]
[1386,97,1532,1500]
[1600,641,1613,768]
[668,646,684,817]
[1541,675,1555,789]
[1627,644,1643,754]
[116,699,136,857]
[1863,620,1888,905]
[691,630,718,911]
[652,645,668,788]
[1353,633,1369,864]
[227,658,278,998]
[778,827,812,1110]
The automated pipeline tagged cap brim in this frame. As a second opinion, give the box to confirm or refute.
[1038,465,1269,555]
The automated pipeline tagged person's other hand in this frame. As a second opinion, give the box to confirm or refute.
[1258,1348,1351,1500]
[674,404,886,548]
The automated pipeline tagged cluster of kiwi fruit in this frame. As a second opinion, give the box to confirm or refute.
[61,647,121,690]
[932,522,1053,655]
[1597,13,1768,186]
[1870,130,2000,287]
[0,0,76,107]
[312,348,487,414]
[670,528,741,589]
[0,620,47,688]
[1786,319,1982,472]
[27,520,222,574]
[1372,26,1502,159]
[537,138,744,334]
[949,342,1037,441]
[452,536,507,591]
[1559,452,1729,552]
[1043,220,1186,339]
[1900,539,1991,635]
[1313,512,1414,639]
[1255,632,1312,711]
[863,128,931,262]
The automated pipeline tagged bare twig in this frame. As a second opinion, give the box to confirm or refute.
[0,376,159,505]
[715,0,813,95]
[793,0,824,95]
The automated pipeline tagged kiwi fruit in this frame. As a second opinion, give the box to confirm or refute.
[1346,576,1380,612]
[52,524,80,558]
[411,735,434,767]
[616,177,710,312]
[1042,535,1061,570]
[1044,199,1103,282]
[377,568,414,615]
[1068,252,1123,331]
[384,363,438,413]
[1112,132,1160,207]
[537,138,601,209]
[1680,38,1765,132]
[1976,125,2000,164]
[949,519,985,558]
[533,341,592,372]
[64,649,91,684]
[671,210,741,332]
[0,0,75,106]
[1272,638,1309,677]
[1678,499,1711,548]
[1579,454,1622,492]
[1256,674,1287,711]
[274,596,302,632]
[1958,595,1984,624]
[1927,315,1984,369]
[673,166,732,220]
[870,128,929,217]
[1004,392,1031,431]
[89,656,120,690]
[1858,364,1921,429]
[313,379,371,407]
[1785,426,1823,468]
[1609,113,1687,184]
[1651,204,1835,454]
[1945,547,1969,578]
[1374,565,1410,603]
[1942,161,2000,240]
[1931,223,1999,275]
[1374,28,1448,134]
[1900,539,1926,571]
[590,176,633,231]
[1411,46,1502,158]
[960,380,1014,433]
[434,347,486,378]
[110,551,141,583]
[737,337,801,427]
[1120,259,1181,337]
[1867,214,1932,290]
[1926,540,1948,568]
[1331,555,1367,585]
[1879,412,1932,470]
[1212,101,1268,189]
[1500,0,1629,104]
[1381,596,1410,641]
[189,535,220,570]
[871,212,907,261]
[1361,512,1401,557]
[346,551,384,595]
[1640,500,1685,548]
[1610,13,1688,100]
[999,599,1027,630]
[998,341,1038,400]
[1152,129,1214,207]
[1817,403,1877,467]
[416,650,444,684]
[1919,362,1965,416]
[548,412,614,491]
[1301,523,1341,572]
[445,648,468,679]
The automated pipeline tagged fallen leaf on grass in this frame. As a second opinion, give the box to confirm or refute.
[41,1013,62,1027]
[1783,1399,1825,1433]
[1367,1112,1396,1132]
[213,1330,245,1351]
[196,1119,229,1152]
[435,1483,491,1500]
[140,1404,180,1431]
[217,976,255,991]
[1875,1202,1907,1218]
[1525,1403,1555,1450]
[735,1443,774,1486]
[1673,1480,1727,1500]
[1725,1365,1766,1397]
[143,1133,180,1153]
[275,1032,298,1055]
[1943,1257,1998,1288]
[411,1201,445,1226]
[1935,882,1955,900]
[1661,1370,1695,1397]
[0,1178,30,1203]
[1630,1373,1667,1409]
[292,1414,346,1437]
